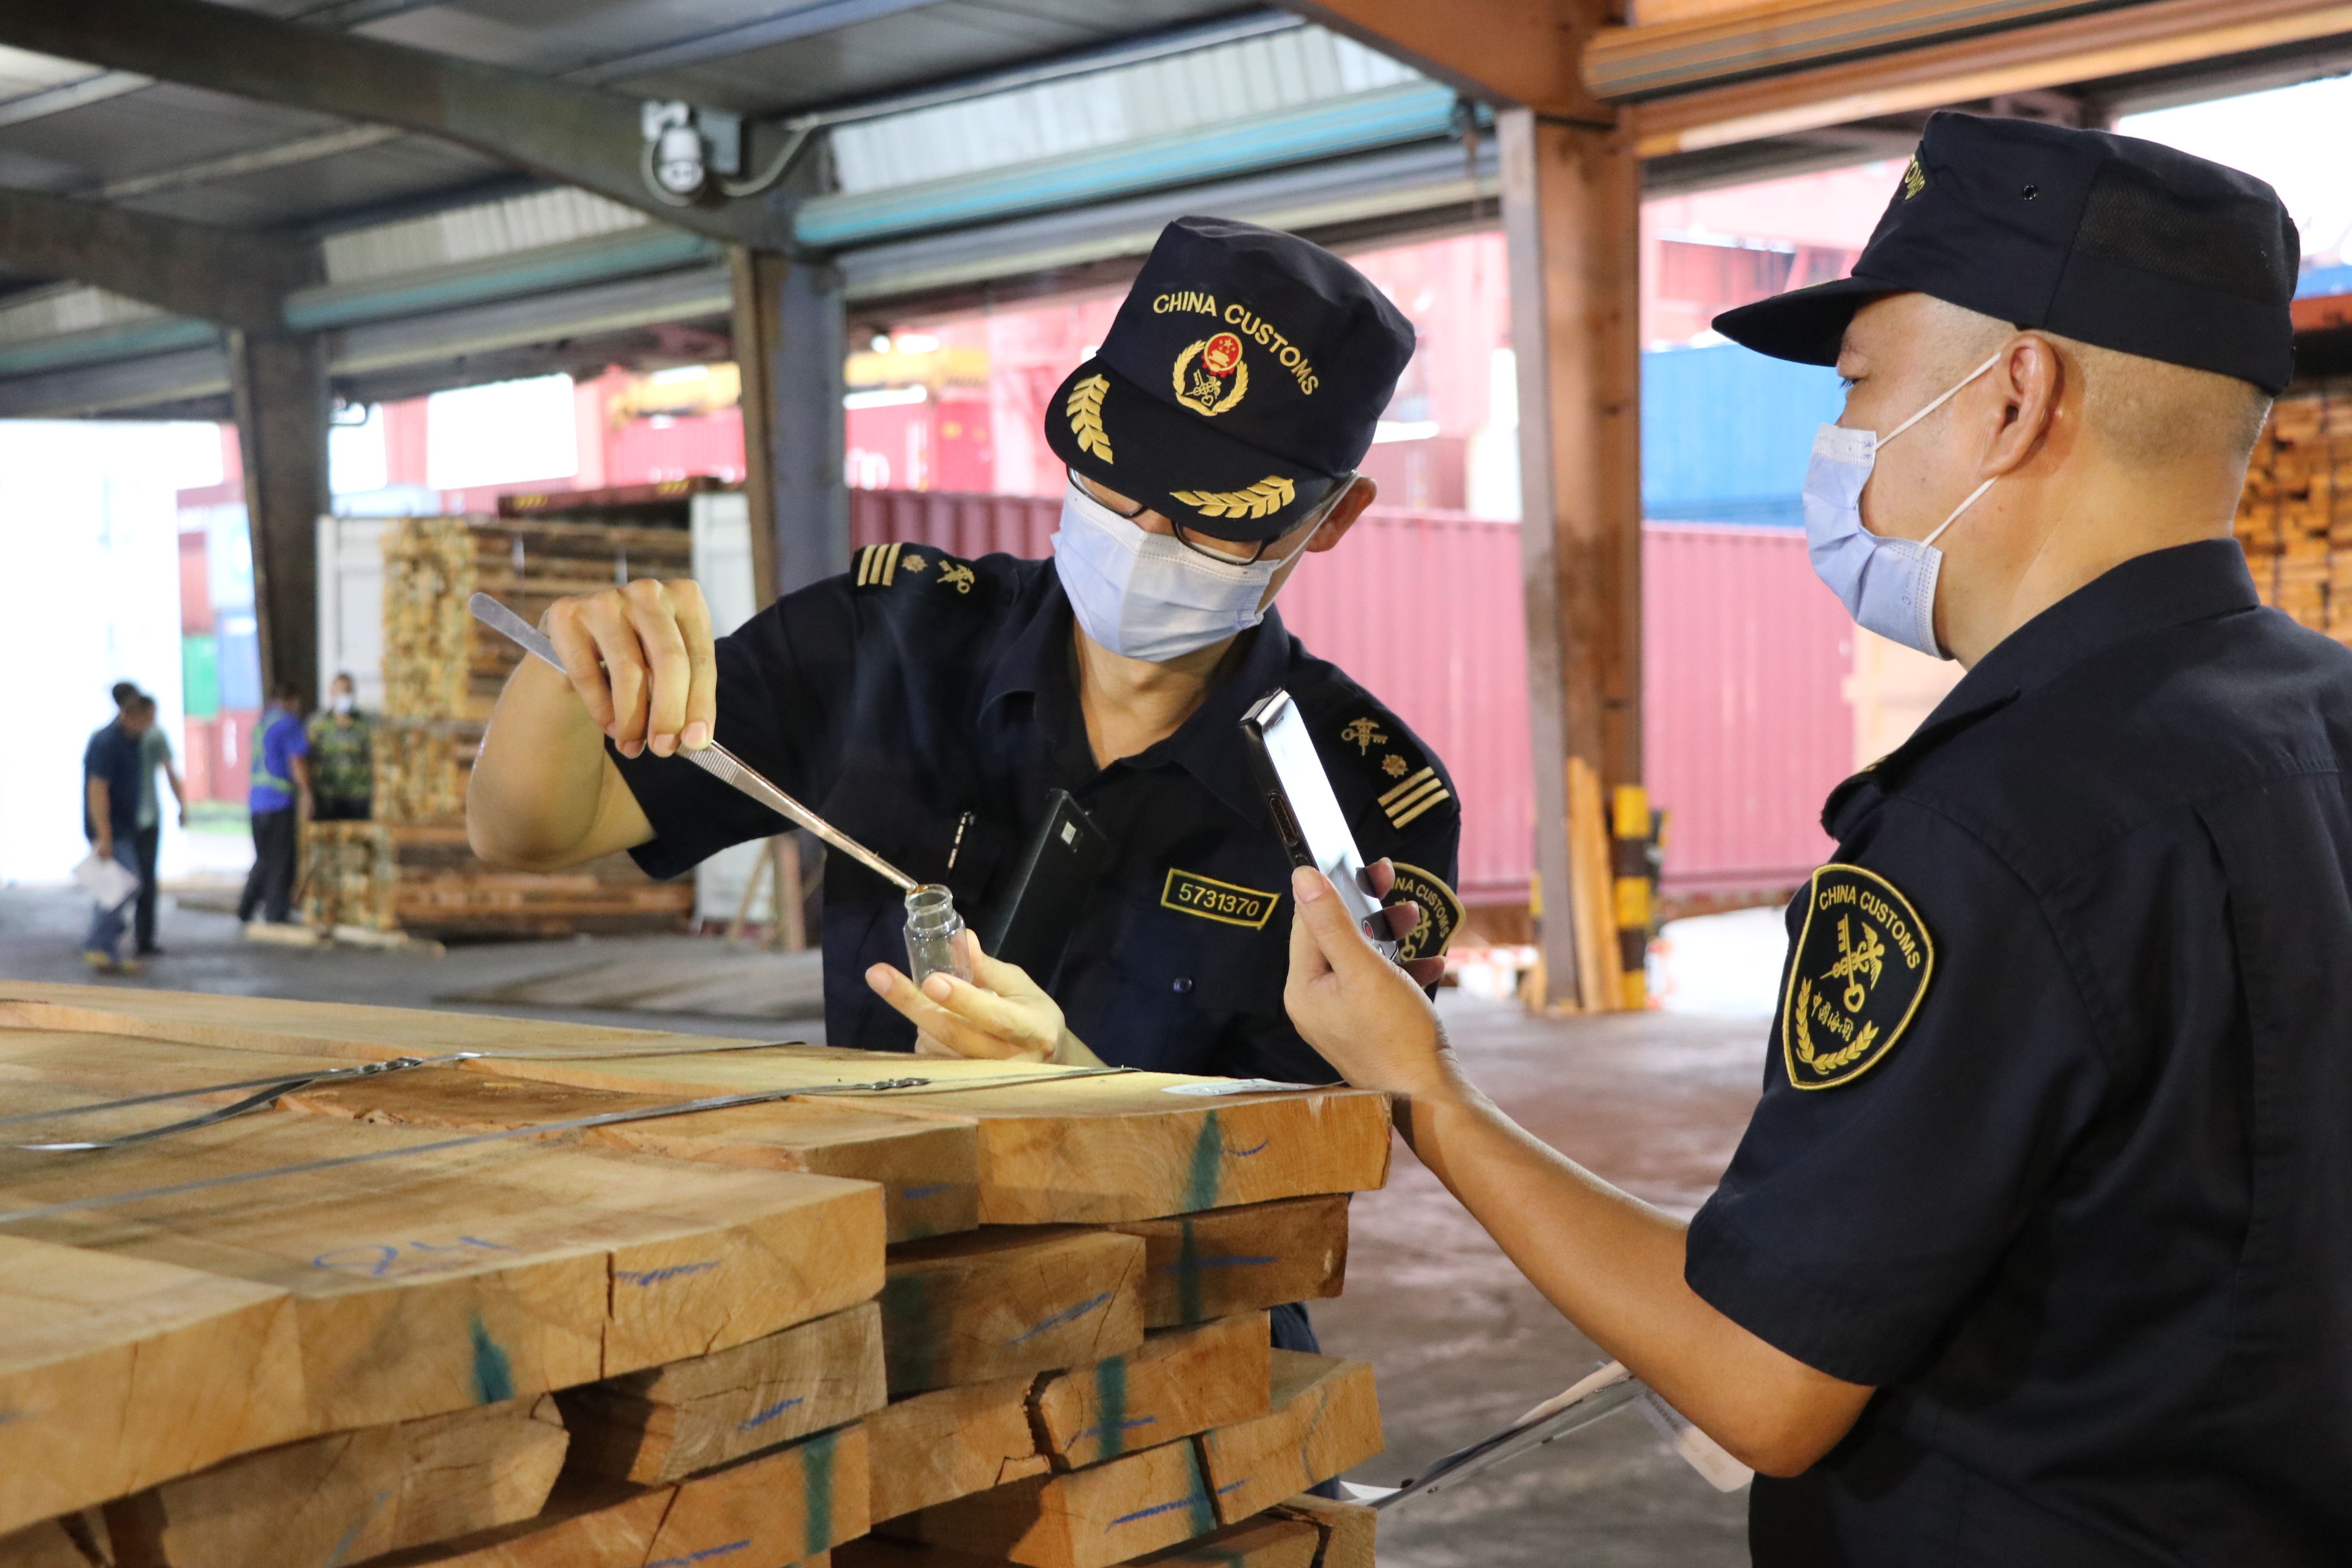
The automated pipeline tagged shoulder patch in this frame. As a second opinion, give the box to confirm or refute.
[1781,864,1934,1090]
[854,543,976,595]
[1386,862,1462,963]
[1377,764,1452,830]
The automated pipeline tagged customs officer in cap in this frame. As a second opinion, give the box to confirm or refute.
[468,214,1461,1082]
[1276,112,2350,1563]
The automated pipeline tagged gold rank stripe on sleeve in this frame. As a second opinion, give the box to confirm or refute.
[854,543,906,587]
[1377,766,1452,829]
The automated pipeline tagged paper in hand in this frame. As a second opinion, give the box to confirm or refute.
[74,851,138,910]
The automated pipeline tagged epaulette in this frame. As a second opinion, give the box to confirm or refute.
[1314,700,1453,832]
[851,542,980,597]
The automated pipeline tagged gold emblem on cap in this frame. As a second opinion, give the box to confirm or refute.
[1066,374,1113,462]
[1902,155,1926,200]
[1172,332,1250,416]
[1171,475,1293,521]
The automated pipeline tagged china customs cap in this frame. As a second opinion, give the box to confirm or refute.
[1714,112,2299,394]
[1044,216,1417,541]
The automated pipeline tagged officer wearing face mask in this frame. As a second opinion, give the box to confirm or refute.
[1273,115,2350,1563]
[468,216,1462,1085]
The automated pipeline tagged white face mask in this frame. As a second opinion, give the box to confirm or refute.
[329,692,355,716]
[1802,351,2001,659]
[1050,478,1319,662]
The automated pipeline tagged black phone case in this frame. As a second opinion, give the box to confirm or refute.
[981,789,1112,981]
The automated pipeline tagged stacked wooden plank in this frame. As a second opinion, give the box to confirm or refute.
[2236,378,2352,639]
[0,985,1390,1568]
[311,514,700,939]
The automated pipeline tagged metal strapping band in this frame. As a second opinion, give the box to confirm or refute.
[3,1055,469,1151]
[0,1065,1138,1224]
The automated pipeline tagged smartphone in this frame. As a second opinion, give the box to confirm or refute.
[1240,689,1398,960]
[979,789,1112,981]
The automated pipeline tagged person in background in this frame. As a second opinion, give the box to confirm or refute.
[237,679,312,927]
[308,671,374,821]
[82,688,155,974]
[129,692,187,958]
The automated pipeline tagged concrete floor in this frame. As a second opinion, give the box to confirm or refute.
[0,884,1769,1564]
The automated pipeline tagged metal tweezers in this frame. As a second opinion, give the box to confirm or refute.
[469,592,919,891]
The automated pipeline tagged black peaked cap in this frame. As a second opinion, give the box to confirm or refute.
[1044,216,1417,542]
[1714,111,2299,394]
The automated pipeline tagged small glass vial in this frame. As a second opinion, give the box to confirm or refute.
[904,884,975,989]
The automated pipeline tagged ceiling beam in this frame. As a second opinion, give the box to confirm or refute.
[0,0,796,250]
[1279,0,1613,121]
[0,185,318,331]
[1628,0,2352,156]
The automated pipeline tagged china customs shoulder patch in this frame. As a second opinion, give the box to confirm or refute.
[1781,864,1934,1090]
[1386,863,1463,965]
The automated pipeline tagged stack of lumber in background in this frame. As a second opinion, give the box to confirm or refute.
[303,515,698,939]
[0,984,1391,1568]
[2236,377,2352,637]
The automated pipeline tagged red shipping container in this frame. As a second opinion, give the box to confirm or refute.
[839,494,1853,909]
[1641,524,1851,897]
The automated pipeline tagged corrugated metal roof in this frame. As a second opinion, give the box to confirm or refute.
[830,25,1419,193]
[0,283,162,346]
[322,187,650,285]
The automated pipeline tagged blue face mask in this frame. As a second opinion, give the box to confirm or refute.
[1803,352,2001,659]
[1051,478,1320,662]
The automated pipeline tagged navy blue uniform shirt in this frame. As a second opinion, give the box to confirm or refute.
[83,720,143,840]
[616,546,1462,1079]
[1687,541,2352,1565]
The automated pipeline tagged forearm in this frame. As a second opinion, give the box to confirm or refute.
[1399,1057,1868,1475]
[469,658,649,868]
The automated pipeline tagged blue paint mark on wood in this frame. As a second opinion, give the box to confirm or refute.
[1005,1291,1112,1345]
[737,1393,807,1432]
[1214,1478,1248,1494]
[1095,1357,1128,1459]
[1184,1111,1224,1213]
[1160,1255,1278,1272]
[1111,1448,1216,1538]
[615,1260,720,1288]
[881,1272,937,1392]
[1224,1138,1270,1157]
[645,1541,750,1567]
[469,1317,514,1403]
[312,1236,515,1278]
[802,1429,836,1559]
[319,1490,391,1568]
[902,1184,952,1200]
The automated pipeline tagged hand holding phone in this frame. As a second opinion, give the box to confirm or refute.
[1241,690,1400,961]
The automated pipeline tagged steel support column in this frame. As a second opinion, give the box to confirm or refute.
[228,331,329,710]
[1500,107,1642,1009]
[731,246,848,600]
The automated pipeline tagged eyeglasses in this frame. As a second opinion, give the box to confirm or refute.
[1080,473,1355,564]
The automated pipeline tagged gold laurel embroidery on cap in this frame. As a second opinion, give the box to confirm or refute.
[1171,335,1250,416]
[1902,155,1927,200]
[1340,717,1389,755]
[1171,476,1295,521]
[1066,374,1114,462]
[1781,864,1934,1091]
[937,561,976,594]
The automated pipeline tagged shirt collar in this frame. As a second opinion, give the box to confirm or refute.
[982,569,1293,824]
[1919,538,2259,734]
